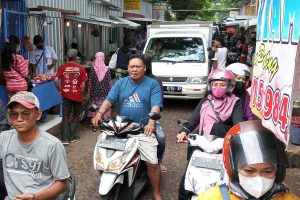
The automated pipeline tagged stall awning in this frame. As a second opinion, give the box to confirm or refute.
[91,0,122,12]
[90,14,127,28]
[65,16,111,27]
[125,17,155,22]
[109,16,140,29]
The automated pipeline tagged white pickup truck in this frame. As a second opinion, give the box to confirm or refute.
[143,21,213,99]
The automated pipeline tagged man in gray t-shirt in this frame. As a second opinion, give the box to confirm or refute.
[0,91,69,199]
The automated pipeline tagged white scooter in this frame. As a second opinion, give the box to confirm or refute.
[178,119,228,200]
[90,105,161,200]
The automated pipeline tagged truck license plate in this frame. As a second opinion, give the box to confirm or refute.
[164,86,182,92]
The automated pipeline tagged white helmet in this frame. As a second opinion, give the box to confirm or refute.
[226,63,251,79]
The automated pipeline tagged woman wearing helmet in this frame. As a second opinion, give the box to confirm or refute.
[176,69,244,142]
[226,63,254,121]
[197,120,299,200]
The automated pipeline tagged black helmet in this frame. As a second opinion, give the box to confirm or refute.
[223,120,287,182]
[33,35,43,45]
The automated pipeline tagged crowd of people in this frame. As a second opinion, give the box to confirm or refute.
[209,27,257,72]
[0,32,299,200]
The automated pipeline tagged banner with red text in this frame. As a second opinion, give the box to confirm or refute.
[251,0,300,144]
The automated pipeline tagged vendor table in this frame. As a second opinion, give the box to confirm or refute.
[32,80,62,112]
[0,80,61,113]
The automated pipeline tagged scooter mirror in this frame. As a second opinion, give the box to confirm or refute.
[88,104,98,112]
[177,119,189,125]
[148,112,161,120]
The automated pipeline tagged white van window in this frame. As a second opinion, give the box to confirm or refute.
[146,37,205,63]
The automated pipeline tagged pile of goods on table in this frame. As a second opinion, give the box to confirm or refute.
[31,73,55,84]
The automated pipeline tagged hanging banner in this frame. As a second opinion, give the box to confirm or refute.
[250,0,300,144]
[124,0,141,10]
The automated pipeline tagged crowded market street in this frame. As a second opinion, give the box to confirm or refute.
[47,99,300,200]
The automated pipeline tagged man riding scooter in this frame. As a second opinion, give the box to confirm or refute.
[92,54,163,200]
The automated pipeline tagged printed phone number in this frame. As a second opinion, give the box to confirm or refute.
[252,78,291,133]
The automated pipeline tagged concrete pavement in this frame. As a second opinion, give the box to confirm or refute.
[287,143,300,167]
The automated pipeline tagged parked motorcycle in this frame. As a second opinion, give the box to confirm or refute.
[89,104,161,200]
[177,119,227,200]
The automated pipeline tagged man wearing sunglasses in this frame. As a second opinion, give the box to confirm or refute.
[0,91,70,199]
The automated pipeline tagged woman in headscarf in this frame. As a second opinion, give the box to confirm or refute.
[87,52,112,119]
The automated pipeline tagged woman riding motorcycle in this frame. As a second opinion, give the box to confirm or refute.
[197,120,299,200]
[226,63,254,121]
[176,69,244,142]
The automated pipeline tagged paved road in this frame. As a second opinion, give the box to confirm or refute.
[63,99,300,200]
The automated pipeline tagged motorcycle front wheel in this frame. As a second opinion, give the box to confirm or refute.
[99,183,121,200]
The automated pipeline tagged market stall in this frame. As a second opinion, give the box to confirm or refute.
[0,79,61,112]
[31,80,62,112]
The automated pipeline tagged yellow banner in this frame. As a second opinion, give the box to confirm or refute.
[124,0,141,10]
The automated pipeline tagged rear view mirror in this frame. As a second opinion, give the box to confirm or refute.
[148,112,161,120]
[177,119,189,125]
[88,104,98,112]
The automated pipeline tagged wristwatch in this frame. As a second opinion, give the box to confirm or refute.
[98,111,104,117]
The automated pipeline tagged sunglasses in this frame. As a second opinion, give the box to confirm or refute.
[9,111,32,120]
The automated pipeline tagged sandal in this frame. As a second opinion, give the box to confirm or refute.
[159,162,168,173]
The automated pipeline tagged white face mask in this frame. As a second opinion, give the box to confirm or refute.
[238,173,275,198]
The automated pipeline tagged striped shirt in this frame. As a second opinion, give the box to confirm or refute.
[3,55,29,92]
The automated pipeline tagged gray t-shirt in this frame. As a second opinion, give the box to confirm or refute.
[0,129,70,199]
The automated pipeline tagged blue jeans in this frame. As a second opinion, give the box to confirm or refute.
[40,110,48,121]
[156,121,166,161]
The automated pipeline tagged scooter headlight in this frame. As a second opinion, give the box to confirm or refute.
[95,152,105,170]
[107,141,136,171]
[108,156,125,171]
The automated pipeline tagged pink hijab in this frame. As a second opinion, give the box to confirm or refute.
[199,94,239,135]
[94,52,108,82]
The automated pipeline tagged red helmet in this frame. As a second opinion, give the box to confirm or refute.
[207,69,236,94]
[223,120,287,183]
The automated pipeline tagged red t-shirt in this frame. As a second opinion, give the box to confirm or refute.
[56,62,88,102]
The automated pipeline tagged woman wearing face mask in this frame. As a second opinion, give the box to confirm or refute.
[176,69,244,142]
[226,63,254,121]
[0,35,29,99]
[197,120,299,200]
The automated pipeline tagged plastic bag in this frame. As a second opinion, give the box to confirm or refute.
[108,48,119,69]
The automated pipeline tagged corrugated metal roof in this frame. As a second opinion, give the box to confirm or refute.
[91,0,122,11]
[27,0,89,18]
[109,16,141,29]
[65,16,112,27]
